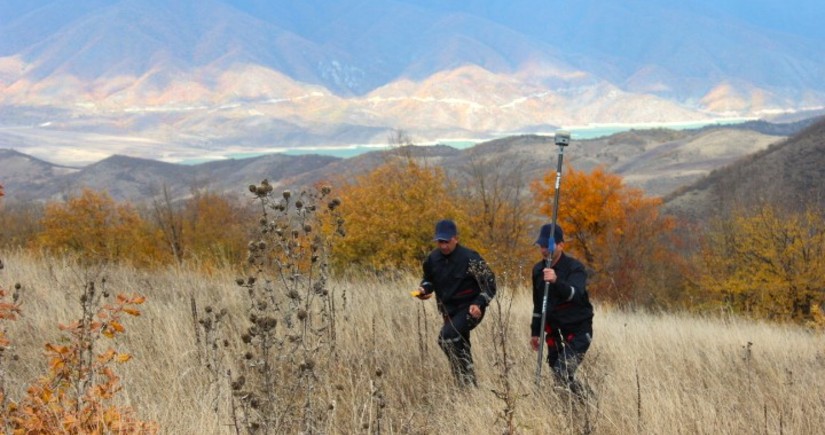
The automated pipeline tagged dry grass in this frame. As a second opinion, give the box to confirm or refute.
[2,250,824,434]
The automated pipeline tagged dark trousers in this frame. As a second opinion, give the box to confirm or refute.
[546,330,592,394]
[438,305,483,387]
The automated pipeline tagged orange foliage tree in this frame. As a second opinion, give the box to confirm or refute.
[695,204,825,326]
[532,165,684,305]
[36,189,165,267]
[333,158,466,272]
[180,191,251,270]
[151,188,253,270]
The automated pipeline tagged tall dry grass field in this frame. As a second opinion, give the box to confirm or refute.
[2,250,823,434]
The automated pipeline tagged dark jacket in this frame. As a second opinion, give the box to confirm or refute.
[420,244,496,314]
[530,252,593,337]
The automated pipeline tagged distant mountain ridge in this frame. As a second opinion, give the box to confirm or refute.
[4,120,815,209]
[1,0,824,164]
[4,0,823,97]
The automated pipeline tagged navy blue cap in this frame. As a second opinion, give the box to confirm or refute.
[535,224,563,248]
[434,219,458,241]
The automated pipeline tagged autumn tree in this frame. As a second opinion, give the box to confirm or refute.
[532,165,685,305]
[695,204,825,326]
[149,186,253,270]
[36,189,164,267]
[333,158,466,272]
[179,190,251,270]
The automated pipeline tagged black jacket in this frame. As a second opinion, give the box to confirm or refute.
[530,252,593,337]
[420,244,496,314]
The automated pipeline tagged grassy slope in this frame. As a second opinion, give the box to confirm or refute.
[2,251,823,433]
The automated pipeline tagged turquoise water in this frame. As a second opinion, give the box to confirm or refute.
[282,147,378,159]
[280,139,479,158]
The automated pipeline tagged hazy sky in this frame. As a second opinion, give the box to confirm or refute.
[219,0,825,40]
[2,0,823,40]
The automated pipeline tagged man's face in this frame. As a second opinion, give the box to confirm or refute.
[541,241,564,261]
[437,237,458,255]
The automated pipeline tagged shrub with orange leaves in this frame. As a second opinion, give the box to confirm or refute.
[180,191,252,270]
[0,280,157,434]
[151,188,253,270]
[695,204,825,327]
[36,189,165,267]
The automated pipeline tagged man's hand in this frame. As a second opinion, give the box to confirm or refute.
[469,304,481,319]
[530,336,540,351]
[543,267,556,283]
[410,288,433,300]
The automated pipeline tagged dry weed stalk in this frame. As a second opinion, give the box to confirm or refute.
[193,298,230,413]
[742,340,754,388]
[570,352,601,434]
[415,302,431,368]
[470,260,519,434]
[362,316,386,434]
[635,365,642,434]
[208,181,344,434]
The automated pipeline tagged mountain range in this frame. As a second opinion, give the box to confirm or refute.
[2,0,825,165]
[3,117,821,216]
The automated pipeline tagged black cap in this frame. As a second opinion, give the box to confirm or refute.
[535,223,563,248]
[434,219,458,241]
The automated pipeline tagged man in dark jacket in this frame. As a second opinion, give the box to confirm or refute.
[530,223,593,395]
[415,219,496,387]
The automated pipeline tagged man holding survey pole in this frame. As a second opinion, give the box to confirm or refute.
[531,130,594,396]
[530,223,593,396]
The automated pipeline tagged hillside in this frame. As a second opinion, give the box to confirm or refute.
[0,148,79,197]
[664,116,825,219]
[255,124,790,200]
[2,121,801,205]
